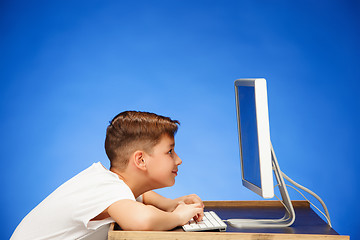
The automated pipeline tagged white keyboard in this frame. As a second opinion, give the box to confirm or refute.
[182,211,227,232]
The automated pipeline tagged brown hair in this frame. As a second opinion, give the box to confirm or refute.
[105,111,180,171]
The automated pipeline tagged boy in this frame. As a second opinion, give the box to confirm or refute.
[11,111,204,240]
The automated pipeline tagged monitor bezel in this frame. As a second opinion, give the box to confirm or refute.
[234,78,274,198]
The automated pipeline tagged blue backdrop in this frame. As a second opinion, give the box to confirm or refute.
[1,0,359,239]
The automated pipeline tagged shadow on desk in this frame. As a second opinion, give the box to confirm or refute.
[108,201,350,240]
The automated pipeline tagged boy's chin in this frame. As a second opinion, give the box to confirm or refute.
[153,181,175,189]
[164,180,176,188]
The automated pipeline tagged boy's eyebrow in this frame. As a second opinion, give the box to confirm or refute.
[170,143,175,147]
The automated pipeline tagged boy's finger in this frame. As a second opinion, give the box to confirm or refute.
[194,214,203,222]
[197,210,204,221]
[187,194,204,207]
[190,202,203,208]
[194,210,204,222]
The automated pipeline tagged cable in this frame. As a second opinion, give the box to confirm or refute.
[277,172,332,227]
[274,184,331,227]
[285,184,332,227]
[270,143,332,227]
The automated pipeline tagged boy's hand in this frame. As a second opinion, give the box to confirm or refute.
[174,194,204,221]
[173,201,204,225]
[175,194,204,207]
[142,191,204,216]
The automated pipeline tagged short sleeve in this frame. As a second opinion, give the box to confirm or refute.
[73,171,135,230]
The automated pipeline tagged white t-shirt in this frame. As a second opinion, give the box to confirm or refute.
[11,162,136,240]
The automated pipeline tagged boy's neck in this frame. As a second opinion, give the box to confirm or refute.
[110,167,152,199]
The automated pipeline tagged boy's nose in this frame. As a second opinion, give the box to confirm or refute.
[175,154,182,165]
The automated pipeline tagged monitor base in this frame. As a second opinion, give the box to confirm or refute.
[226,143,296,228]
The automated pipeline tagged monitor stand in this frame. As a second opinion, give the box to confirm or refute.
[226,143,296,228]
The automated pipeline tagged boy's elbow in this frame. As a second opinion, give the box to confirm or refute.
[119,211,156,231]
[121,223,153,231]
[125,220,153,231]
[135,221,154,231]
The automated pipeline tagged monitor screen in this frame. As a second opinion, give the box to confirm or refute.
[235,79,274,198]
[237,85,261,188]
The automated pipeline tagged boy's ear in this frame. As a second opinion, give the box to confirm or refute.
[133,151,147,170]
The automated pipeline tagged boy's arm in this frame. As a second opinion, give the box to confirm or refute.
[143,191,204,212]
[107,199,203,231]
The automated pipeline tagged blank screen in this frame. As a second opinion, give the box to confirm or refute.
[237,85,261,188]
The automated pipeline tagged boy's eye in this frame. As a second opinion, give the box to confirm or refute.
[168,149,173,154]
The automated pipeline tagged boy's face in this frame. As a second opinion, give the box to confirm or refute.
[144,134,182,189]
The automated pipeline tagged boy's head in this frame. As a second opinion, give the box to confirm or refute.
[105,111,180,171]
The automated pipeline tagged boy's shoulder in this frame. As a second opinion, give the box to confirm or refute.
[70,162,132,191]
[47,162,136,204]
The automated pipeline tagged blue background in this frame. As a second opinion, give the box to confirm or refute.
[1,0,359,239]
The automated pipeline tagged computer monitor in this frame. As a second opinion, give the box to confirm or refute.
[234,78,274,199]
[231,78,296,228]
[230,78,331,228]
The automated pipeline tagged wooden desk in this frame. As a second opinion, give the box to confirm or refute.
[108,200,350,240]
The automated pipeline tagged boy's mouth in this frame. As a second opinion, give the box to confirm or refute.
[172,170,178,176]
